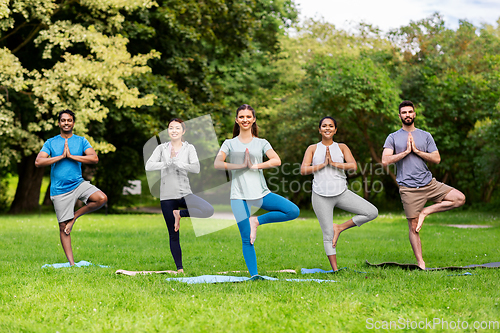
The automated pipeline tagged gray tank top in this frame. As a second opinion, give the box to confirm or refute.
[312,142,347,196]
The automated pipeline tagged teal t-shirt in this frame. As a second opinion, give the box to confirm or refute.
[40,134,92,196]
[220,137,273,200]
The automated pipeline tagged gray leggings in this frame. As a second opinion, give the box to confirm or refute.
[312,190,378,256]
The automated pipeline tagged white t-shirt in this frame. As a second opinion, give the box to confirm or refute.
[219,137,273,200]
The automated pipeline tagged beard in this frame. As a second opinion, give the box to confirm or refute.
[401,117,414,126]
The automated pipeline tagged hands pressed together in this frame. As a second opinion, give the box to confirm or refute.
[244,148,258,170]
[323,146,336,168]
[62,139,72,159]
[406,133,420,155]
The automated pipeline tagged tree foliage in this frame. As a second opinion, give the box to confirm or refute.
[389,14,500,203]
[1,0,159,212]
[1,5,499,211]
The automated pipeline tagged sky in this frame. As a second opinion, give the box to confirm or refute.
[293,0,500,32]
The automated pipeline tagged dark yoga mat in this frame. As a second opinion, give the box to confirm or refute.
[365,260,500,271]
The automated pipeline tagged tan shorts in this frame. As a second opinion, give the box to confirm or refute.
[399,178,453,219]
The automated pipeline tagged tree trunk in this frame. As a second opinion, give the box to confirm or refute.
[362,172,369,200]
[442,172,449,184]
[9,154,45,213]
[43,182,52,206]
[356,116,398,185]
[483,176,497,203]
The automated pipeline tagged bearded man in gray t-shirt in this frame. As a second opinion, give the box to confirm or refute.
[382,100,466,269]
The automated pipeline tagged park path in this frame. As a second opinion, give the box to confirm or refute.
[133,207,235,220]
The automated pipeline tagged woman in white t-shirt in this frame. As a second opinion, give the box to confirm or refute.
[214,104,300,278]
[146,118,214,273]
[301,117,378,271]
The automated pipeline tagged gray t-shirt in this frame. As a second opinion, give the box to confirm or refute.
[220,137,273,200]
[383,128,438,188]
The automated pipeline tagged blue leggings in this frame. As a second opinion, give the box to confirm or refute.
[231,193,300,276]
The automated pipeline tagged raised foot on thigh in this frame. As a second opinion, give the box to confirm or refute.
[332,223,341,248]
[249,216,260,245]
[173,210,181,232]
[64,218,76,235]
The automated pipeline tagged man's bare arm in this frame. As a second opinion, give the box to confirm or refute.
[67,147,99,164]
[382,134,412,167]
[412,149,441,164]
[409,134,441,164]
[382,148,410,167]
[35,151,65,168]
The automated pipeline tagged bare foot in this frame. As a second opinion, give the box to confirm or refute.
[416,211,427,233]
[249,216,260,245]
[418,261,426,270]
[177,268,184,274]
[332,223,341,248]
[64,218,76,235]
[173,210,181,232]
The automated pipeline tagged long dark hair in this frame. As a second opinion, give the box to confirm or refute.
[232,104,258,138]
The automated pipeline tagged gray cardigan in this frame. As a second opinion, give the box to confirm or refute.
[145,141,200,200]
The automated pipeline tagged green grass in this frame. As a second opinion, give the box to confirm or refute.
[1,211,499,332]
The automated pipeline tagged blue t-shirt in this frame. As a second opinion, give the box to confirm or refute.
[383,128,438,187]
[40,134,92,196]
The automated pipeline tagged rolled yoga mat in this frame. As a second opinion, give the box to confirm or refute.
[365,260,500,271]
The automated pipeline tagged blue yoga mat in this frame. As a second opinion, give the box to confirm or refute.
[42,260,109,268]
[447,272,474,276]
[165,275,336,284]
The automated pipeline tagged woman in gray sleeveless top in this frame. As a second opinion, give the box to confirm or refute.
[301,117,378,271]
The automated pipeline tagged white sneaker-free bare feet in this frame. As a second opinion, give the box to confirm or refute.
[249,216,260,245]
[64,218,76,235]
[416,211,427,233]
[332,223,342,247]
[173,210,181,232]
[332,223,341,248]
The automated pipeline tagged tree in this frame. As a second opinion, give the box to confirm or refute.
[86,0,298,210]
[390,14,500,203]
[271,52,400,206]
[1,0,159,213]
[249,21,401,207]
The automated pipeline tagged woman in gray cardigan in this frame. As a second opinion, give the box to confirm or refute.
[146,118,214,272]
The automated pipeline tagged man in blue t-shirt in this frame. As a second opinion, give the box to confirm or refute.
[382,101,465,269]
[36,110,107,266]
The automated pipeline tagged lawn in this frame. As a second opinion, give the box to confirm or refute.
[0,211,499,332]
